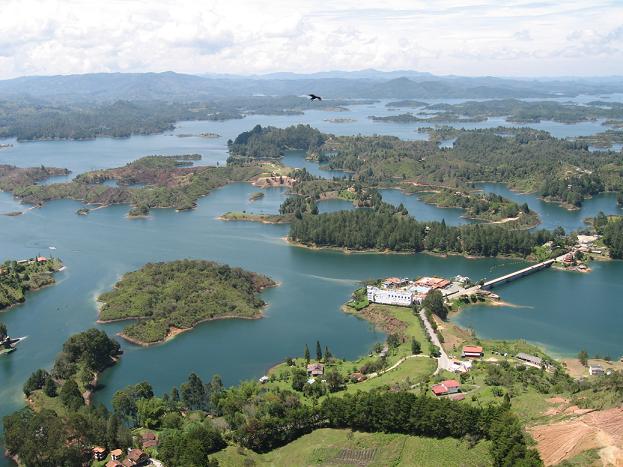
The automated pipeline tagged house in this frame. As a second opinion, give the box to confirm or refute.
[125,448,149,466]
[258,375,270,384]
[111,449,124,461]
[141,432,158,449]
[106,461,123,467]
[461,345,484,358]
[307,363,324,376]
[93,446,107,461]
[431,379,461,396]
[350,372,367,383]
[516,352,543,368]
[36,256,48,263]
[589,365,605,376]
[382,277,408,288]
[366,285,413,306]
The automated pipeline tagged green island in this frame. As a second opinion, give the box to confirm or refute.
[369,112,487,123]
[0,257,64,310]
[587,213,623,259]
[412,188,540,227]
[97,260,276,345]
[385,99,429,108]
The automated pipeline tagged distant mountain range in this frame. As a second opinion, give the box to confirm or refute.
[0,70,621,103]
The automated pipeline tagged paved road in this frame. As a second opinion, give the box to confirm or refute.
[419,307,452,374]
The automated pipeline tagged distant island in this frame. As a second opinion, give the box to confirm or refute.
[97,260,276,345]
[249,191,265,201]
[324,118,356,123]
[0,257,64,310]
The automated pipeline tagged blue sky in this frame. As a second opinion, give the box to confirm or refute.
[0,0,621,78]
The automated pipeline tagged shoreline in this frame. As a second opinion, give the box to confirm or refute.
[116,313,264,347]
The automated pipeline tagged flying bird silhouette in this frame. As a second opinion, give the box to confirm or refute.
[308,94,322,101]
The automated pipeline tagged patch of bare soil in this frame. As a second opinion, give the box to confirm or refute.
[529,407,623,466]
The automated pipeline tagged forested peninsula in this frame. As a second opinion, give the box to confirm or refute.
[0,257,63,310]
[288,201,559,258]
[97,260,276,345]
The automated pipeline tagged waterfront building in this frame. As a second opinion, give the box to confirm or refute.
[516,352,543,368]
[307,363,324,376]
[589,365,605,376]
[462,345,484,358]
[366,285,414,306]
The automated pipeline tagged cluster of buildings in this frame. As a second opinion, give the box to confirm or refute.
[366,276,463,307]
[92,445,152,467]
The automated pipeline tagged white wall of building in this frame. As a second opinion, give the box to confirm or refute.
[367,286,413,306]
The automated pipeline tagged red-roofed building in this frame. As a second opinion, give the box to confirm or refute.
[110,449,123,461]
[431,379,461,396]
[126,448,148,466]
[307,363,324,377]
[462,345,484,358]
[36,256,48,263]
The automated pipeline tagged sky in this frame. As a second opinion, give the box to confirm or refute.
[0,0,622,79]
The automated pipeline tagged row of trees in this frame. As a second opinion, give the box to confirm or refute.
[289,202,556,258]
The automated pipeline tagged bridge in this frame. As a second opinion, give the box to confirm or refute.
[481,259,556,290]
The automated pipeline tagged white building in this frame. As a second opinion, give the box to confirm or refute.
[589,365,605,376]
[367,286,413,306]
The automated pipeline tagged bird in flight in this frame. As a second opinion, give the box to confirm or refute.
[308,94,322,101]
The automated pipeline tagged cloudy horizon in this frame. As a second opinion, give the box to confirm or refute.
[1,0,622,80]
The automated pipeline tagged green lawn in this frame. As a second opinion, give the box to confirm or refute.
[212,428,493,466]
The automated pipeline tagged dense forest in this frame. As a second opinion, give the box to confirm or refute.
[591,213,623,259]
[98,260,276,344]
[288,201,557,257]
[0,258,63,310]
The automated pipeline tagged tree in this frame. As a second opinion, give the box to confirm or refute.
[59,379,84,410]
[171,387,180,402]
[181,373,208,410]
[23,369,51,396]
[411,338,421,355]
[422,290,447,320]
[291,368,308,392]
[316,340,323,361]
[324,346,332,361]
[43,378,57,397]
[0,321,7,341]
[304,344,310,364]
[136,397,168,429]
[387,333,401,348]
[578,349,589,367]
[325,370,345,393]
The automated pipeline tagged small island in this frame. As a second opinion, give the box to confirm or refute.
[97,259,276,345]
[249,191,265,201]
[1,256,64,310]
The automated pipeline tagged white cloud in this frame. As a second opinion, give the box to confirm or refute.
[0,0,622,78]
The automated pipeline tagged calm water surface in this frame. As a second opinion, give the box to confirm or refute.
[1,100,623,464]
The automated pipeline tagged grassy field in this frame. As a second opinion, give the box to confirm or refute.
[212,428,493,467]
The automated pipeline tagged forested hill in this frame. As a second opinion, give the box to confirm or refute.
[229,124,623,209]
[288,202,559,258]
